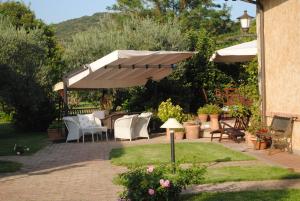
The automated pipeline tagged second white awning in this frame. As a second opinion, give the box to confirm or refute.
[210,40,257,63]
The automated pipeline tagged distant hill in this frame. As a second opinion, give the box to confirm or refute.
[52,12,108,43]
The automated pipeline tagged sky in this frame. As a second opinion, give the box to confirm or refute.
[20,0,256,24]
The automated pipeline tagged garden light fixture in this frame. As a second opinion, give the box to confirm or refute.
[161,118,184,173]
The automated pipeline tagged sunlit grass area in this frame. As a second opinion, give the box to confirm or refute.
[181,189,300,201]
[203,166,300,184]
[110,142,254,167]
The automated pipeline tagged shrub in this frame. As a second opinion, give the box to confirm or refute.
[48,120,64,129]
[197,106,208,115]
[157,99,184,123]
[205,104,221,115]
[228,104,250,118]
[115,164,206,201]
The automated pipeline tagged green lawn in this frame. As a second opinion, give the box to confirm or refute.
[0,122,49,156]
[110,142,254,167]
[181,189,300,201]
[0,160,22,173]
[204,166,300,184]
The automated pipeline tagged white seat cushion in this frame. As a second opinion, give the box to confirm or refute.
[77,114,96,128]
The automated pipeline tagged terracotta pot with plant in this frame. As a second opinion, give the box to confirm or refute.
[157,99,184,139]
[206,104,221,131]
[197,106,208,123]
[47,120,65,141]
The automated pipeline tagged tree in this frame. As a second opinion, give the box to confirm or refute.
[0,19,56,131]
[0,1,64,87]
[64,15,187,72]
[110,0,234,35]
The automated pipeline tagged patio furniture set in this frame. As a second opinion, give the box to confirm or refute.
[210,115,294,154]
[63,111,152,143]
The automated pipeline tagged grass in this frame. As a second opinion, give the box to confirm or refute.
[110,142,254,167]
[0,122,49,156]
[0,160,22,173]
[203,166,300,184]
[181,189,300,201]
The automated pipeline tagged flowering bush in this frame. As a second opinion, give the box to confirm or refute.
[115,165,206,201]
[157,99,184,123]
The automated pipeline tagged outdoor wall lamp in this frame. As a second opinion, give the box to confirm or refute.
[161,118,184,173]
[237,10,254,32]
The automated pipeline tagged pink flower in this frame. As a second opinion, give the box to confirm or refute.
[147,165,154,173]
[159,179,170,188]
[148,188,155,195]
[160,179,170,188]
[164,180,170,188]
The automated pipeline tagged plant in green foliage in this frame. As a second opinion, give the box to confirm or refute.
[0,19,56,131]
[48,120,64,129]
[205,104,221,115]
[197,106,208,115]
[157,99,184,123]
[115,164,206,201]
[238,57,261,134]
[228,104,251,118]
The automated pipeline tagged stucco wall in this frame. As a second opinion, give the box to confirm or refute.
[262,0,300,153]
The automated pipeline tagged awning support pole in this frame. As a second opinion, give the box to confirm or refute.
[63,79,69,116]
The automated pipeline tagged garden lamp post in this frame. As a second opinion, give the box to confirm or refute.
[237,10,254,33]
[161,118,184,173]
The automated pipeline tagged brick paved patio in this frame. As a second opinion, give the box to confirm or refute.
[0,142,128,201]
[1,134,300,201]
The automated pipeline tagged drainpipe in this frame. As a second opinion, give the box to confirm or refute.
[256,0,266,125]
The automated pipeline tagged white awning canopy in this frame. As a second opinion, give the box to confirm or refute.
[54,50,195,90]
[210,40,257,63]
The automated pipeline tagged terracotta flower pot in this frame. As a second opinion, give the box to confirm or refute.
[183,121,195,127]
[175,131,185,140]
[166,128,170,139]
[198,114,208,123]
[47,129,64,141]
[209,114,219,131]
[185,125,200,139]
[245,132,255,148]
[251,139,267,150]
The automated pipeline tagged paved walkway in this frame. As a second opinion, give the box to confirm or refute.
[1,134,300,200]
[0,142,127,201]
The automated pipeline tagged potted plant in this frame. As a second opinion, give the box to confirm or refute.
[157,99,184,139]
[174,128,185,140]
[245,103,267,149]
[197,106,208,123]
[47,120,65,141]
[206,104,221,131]
[182,114,200,139]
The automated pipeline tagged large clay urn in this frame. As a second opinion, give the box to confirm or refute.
[185,125,200,139]
[209,114,219,131]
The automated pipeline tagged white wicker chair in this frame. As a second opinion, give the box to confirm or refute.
[114,115,138,141]
[63,116,82,143]
[135,112,152,139]
[77,114,102,143]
